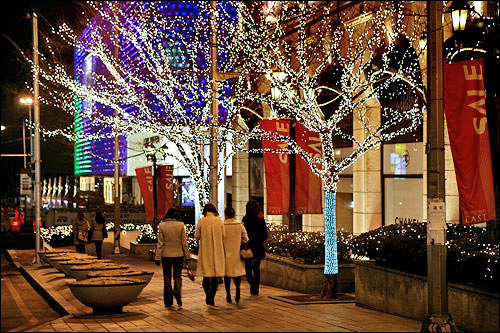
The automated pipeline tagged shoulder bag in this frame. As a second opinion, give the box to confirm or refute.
[240,241,253,260]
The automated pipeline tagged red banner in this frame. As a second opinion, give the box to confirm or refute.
[444,59,496,225]
[157,165,174,220]
[260,119,290,215]
[295,122,323,214]
[135,165,174,222]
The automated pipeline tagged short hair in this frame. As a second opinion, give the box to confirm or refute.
[202,203,218,216]
[224,207,235,218]
[77,212,85,220]
[163,208,181,220]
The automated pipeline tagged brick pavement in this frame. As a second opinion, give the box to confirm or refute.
[7,244,422,332]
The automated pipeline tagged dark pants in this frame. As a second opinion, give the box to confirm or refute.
[75,243,85,254]
[94,240,103,259]
[245,259,261,295]
[161,257,183,306]
[224,276,241,302]
[202,277,219,305]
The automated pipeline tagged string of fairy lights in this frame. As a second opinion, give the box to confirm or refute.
[28,1,428,276]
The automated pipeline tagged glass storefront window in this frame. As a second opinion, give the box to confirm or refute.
[384,177,423,225]
[337,176,353,232]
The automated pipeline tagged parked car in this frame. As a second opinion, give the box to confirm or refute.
[73,191,106,208]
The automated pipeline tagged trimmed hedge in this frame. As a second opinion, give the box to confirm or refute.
[350,223,499,293]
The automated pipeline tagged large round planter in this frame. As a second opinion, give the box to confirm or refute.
[87,269,154,286]
[70,263,130,281]
[69,277,146,314]
[59,259,114,277]
[39,249,76,264]
[47,254,97,273]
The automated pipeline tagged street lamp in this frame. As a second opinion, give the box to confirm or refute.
[449,0,469,34]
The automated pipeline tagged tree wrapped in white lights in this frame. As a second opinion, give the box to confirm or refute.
[234,1,426,298]
[23,1,258,210]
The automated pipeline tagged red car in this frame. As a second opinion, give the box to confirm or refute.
[10,210,23,232]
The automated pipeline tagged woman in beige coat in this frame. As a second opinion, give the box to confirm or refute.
[155,208,191,307]
[194,203,225,306]
[223,207,248,303]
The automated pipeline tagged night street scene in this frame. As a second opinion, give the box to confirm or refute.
[1,1,499,332]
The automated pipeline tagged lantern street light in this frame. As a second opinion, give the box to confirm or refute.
[449,0,470,34]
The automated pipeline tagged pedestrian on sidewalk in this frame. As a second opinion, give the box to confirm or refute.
[72,212,90,254]
[89,211,107,259]
[155,208,191,307]
[242,200,268,296]
[223,206,248,304]
[195,203,225,306]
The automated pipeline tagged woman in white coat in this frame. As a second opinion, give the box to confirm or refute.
[223,207,248,303]
[194,203,225,306]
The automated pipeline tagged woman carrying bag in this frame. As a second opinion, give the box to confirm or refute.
[155,208,191,307]
[89,211,107,259]
[242,200,268,296]
[223,207,248,303]
[72,212,91,254]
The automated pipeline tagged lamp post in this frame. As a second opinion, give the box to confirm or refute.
[145,144,168,234]
[20,97,34,207]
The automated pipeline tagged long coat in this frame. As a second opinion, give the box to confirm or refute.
[194,212,225,277]
[155,219,190,260]
[223,218,248,277]
[242,215,268,259]
[72,217,90,245]
[89,220,105,242]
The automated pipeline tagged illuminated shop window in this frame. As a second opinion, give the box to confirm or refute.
[383,142,423,225]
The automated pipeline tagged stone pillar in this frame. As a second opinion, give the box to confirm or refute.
[353,99,382,235]
[232,144,249,222]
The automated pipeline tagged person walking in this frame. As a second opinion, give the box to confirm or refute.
[89,211,107,259]
[72,212,90,254]
[223,206,248,303]
[242,200,268,296]
[194,203,225,306]
[155,208,191,307]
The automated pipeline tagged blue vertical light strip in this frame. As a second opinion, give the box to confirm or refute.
[324,191,338,274]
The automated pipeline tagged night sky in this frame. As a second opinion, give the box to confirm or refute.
[1,1,78,202]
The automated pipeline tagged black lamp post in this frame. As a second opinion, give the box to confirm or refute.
[145,143,168,234]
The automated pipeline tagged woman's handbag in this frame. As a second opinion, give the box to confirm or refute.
[186,262,195,281]
[240,241,253,260]
[102,224,108,239]
[77,220,91,243]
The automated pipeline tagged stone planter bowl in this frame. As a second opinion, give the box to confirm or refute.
[87,269,154,286]
[70,263,130,281]
[69,277,146,314]
[39,249,76,264]
[59,259,114,277]
[47,254,97,273]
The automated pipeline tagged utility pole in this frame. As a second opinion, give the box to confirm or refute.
[113,4,121,254]
[33,12,41,264]
[421,1,456,332]
[209,1,224,214]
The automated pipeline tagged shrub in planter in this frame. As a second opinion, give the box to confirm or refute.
[350,223,499,293]
[264,224,354,265]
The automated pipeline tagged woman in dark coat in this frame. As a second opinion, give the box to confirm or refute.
[242,200,268,296]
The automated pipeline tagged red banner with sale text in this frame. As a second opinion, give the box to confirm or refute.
[295,122,323,214]
[260,119,290,215]
[444,59,496,225]
[135,165,174,222]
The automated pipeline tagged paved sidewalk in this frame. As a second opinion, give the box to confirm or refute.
[7,245,422,332]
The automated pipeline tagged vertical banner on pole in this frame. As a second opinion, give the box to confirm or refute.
[444,59,496,225]
[260,119,290,215]
[157,165,174,220]
[295,122,323,214]
[135,166,154,222]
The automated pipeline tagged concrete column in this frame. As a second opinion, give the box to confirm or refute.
[232,145,249,222]
[353,99,382,235]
